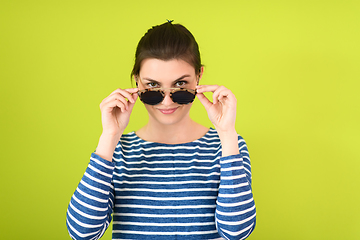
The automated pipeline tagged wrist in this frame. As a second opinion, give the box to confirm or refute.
[217,128,237,139]
[95,132,122,161]
[217,129,240,157]
[101,130,122,140]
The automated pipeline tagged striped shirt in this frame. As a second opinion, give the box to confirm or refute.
[66,128,256,240]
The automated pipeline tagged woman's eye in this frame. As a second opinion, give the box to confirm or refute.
[147,82,159,88]
[175,81,187,87]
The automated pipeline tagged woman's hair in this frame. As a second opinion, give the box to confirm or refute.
[131,21,202,79]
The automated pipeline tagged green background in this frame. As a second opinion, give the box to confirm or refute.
[1,0,359,239]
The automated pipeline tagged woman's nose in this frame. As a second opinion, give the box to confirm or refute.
[161,91,174,105]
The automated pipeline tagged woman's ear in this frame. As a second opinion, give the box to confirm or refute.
[198,66,204,83]
[134,75,139,87]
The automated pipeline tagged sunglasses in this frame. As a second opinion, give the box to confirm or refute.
[137,88,197,105]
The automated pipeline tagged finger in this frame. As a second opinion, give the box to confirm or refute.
[117,88,139,103]
[102,99,127,113]
[105,89,139,109]
[102,93,130,111]
[212,86,228,104]
[118,93,138,113]
[212,86,236,105]
[196,93,213,111]
[110,87,139,94]
[126,93,138,113]
[109,88,139,103]
[196,85,220,94]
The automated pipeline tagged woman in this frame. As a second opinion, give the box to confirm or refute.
[66,21,256,240]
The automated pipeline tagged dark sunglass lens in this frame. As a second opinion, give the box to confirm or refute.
[140,91,164,105]
[171,91,195,104]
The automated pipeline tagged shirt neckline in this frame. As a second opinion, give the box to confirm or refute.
[130,127,216,146]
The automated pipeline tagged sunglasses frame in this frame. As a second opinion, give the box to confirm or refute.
[137,88,197,105]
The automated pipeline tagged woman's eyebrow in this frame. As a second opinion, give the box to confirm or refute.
[142,78,160,83]
[142,74,191,83]
[172,74,191,83]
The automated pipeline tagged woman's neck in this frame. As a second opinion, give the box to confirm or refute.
[136,118,209,144]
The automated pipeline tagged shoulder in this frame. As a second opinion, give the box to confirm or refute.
[113,131,143,160]
[120,131,137,140]
[207,128,249,152]
[116,131,141,149]
[196,128,221,146]
[206,128,246,142]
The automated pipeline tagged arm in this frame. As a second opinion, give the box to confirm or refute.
[197,85,256,238]
[66,88,138,239]
[196,85,238,158]
[215,136,256,240]
[95,88,138,161]
[66,154,115,240]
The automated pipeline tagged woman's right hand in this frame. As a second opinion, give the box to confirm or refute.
[95,88,138,161]
[99,88,139,137]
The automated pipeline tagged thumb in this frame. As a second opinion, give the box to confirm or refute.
[196,93,213,111]
[126,93,138,113]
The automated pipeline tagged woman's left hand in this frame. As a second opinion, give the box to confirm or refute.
[196,85,237,133]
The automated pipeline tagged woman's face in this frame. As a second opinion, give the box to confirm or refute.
[137,58,201,127]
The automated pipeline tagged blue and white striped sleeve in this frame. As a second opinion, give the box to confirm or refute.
[215,136,256,240]
[66,153,115,240]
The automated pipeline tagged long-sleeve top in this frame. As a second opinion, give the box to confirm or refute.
[66,128,256,240]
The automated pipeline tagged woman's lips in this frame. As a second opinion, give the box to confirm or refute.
[158,107,178,114]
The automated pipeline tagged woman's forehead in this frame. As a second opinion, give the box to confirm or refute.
[139,58,196,80]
